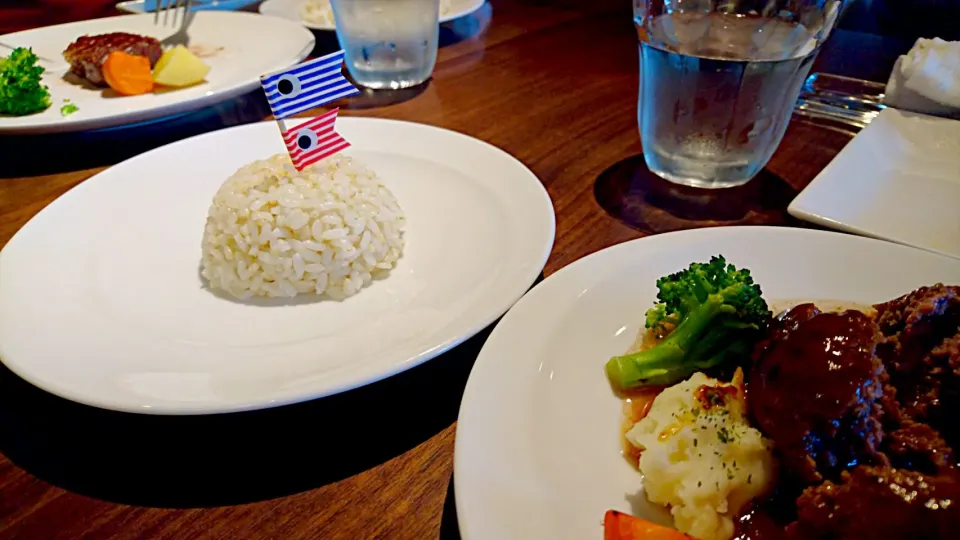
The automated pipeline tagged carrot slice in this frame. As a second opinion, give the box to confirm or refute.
[603,510,695,540]
[102,51,154,96]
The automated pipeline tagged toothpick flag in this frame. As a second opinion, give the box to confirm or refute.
[260,50,360,119]
[283,108,350,171]
[259,50,360,170]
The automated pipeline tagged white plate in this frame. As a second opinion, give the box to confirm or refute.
[788,108,960,259]
[454,226,960,540]
[0,118,555,414]
[258,0,485,31]
[0,12,314,134]
[116,0,259,13]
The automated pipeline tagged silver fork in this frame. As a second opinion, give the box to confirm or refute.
[154,0,196,47]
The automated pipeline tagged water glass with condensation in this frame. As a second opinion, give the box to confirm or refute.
[634,0,843,188]
[331,0,440,90]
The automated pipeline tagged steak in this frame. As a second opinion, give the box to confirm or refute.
[63,32,162,86]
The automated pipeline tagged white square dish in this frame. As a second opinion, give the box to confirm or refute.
[788,108,960,259]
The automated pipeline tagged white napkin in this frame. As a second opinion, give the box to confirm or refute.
[884,37,960,117]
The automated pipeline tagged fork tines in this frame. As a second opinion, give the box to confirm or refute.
[154,0,193,27]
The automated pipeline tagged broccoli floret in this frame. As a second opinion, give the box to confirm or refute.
[0,47,51,116]
[605,256,771,390]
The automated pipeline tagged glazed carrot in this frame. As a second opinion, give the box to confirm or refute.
[102,51,154,96]
[603,510,695,540]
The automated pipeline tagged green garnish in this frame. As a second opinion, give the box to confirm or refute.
[60,100,79,117]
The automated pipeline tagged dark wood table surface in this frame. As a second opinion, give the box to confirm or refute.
[0,1,912,539]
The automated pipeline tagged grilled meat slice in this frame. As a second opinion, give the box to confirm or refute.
[63,32,162,86]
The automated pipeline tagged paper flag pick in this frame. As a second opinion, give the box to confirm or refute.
[282,108,350,171]
[260,50,360,120]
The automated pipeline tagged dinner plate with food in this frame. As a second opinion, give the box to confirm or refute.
[258,0,485,31]
[455,226,960,540]
[0,117,555,414]
[0,11,313,134]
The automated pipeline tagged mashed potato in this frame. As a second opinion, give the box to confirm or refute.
[625,372,776,540]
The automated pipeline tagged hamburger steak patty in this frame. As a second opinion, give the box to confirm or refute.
[749,306,891,484]
[63,32,162,86]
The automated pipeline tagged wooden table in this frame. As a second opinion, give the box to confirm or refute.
[0,2,910,538]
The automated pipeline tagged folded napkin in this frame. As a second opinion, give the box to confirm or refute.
[884,37,960,117]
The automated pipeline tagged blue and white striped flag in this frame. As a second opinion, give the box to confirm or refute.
[259,50,360,120]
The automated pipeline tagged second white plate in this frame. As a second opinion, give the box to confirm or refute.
[0,118,555,414]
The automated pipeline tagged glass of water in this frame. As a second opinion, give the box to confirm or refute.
[331,0,440,90]
[635,0,843,188]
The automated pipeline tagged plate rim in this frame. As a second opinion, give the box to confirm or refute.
[0,11,315,135]
[787,108,960,260]
[0,116,556,415]
[257,0,487,31]
[115,0,260,13]
[452,225,960,540]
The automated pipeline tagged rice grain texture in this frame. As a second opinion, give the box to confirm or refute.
[200,153,405,299]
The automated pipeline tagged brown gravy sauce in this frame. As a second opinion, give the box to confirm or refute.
[620,386,663,468]
[619,323,668,467]
[769,299,875,318]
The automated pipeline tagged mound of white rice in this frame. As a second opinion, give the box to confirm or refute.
[200,153,405,299]
[626,372,776,540]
